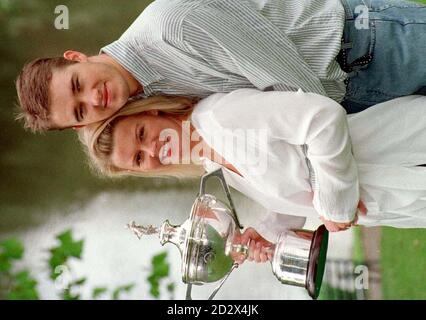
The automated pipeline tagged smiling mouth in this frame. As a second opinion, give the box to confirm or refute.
[159,142,172,164]
[159,137,173,164]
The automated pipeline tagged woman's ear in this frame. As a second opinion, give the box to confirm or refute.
[63,50,88,62]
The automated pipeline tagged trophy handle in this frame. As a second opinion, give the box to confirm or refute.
[199,169,243,230]
[185,263,240,300]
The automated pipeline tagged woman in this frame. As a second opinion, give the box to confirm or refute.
[79,89,426,259]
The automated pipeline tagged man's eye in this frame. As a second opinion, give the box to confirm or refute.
[76,78,81,91]
[79,105,84,120]
[139,127,145,141]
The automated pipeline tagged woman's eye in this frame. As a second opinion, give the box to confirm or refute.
[76,78,81,91]
[136,151,143,166]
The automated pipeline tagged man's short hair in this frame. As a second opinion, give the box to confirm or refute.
[15,57,77,132]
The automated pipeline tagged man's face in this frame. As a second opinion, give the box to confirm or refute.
[49,61,130,128]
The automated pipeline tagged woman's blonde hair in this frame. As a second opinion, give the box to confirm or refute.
[79,95,205,179]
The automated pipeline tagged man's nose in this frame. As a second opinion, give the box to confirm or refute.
[82,87,102,108]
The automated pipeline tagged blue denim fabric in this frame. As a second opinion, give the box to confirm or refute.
[339,0,426,113]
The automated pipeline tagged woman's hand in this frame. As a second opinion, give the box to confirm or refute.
[234,227,274,264]
[321,200,367,232]
[319,218,351,232]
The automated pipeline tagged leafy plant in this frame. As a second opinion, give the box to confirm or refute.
[0,229,175,300]
[112,284,135,300]
[0,238,38,300]
[92,287,108,299]
[147,251,175,299]
[48,229,83,280]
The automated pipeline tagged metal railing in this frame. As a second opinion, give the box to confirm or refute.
[319,259,381,300]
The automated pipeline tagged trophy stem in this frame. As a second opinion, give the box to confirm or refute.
[159,220,188,251]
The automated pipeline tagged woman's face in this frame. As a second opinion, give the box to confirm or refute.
[111,111,187,172]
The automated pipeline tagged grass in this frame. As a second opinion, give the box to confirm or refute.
[354,0,426,298]
[381,228,426,299]
[352,227,365,265]
[316,0,426,300]
[319,226,426,300]
[318,227,364,300]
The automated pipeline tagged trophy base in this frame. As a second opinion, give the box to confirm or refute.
[306,225,329,299]
[271,225,329,299]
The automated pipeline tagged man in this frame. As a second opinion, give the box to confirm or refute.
[15,0,426,132]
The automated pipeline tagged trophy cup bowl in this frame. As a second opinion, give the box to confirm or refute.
[128,169,329,299]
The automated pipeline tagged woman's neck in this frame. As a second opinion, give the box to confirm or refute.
[207,148,241,176]
[186,122,241,176]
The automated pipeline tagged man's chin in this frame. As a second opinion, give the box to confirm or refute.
[116,97,130,110]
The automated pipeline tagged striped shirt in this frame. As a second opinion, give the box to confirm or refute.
[101,0,347,101]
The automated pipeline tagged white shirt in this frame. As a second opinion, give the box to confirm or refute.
[191,89,359,241]
[192,89,426,236]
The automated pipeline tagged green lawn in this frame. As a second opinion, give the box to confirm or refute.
[319,226,426,300]
[374,0,426,300]
[310,1,426,299]
[381,228,426,299]
[381,0,426,301]
[373,0,426,300]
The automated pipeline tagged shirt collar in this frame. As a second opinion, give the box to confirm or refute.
[100,40,164,89]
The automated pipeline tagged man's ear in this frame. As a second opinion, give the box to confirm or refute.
[145,110,159,116]
[63,50,88,62]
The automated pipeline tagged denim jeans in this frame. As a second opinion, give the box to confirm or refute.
[339,0,426,113]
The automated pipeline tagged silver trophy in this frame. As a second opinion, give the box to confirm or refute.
[128,169,329,299]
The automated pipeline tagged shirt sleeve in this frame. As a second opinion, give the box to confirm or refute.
[255,212,307,243]
[211,89,360,223]
[182,1,326,95]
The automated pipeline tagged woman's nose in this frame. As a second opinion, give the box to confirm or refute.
[141,140,157,158]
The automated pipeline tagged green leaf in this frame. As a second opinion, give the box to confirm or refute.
[147,251,173,299]
[14,271,37,286]
[55,230,84,259]
[6,288,39,300]
[147,274,159,285]
[62,289,80,300]
[92,287,108,299]
[153,262,169,278]
[48,229,84,279]
[49,248,66,267]
[6,270,39,300]
[167,282,175,293]
[0,255,12,272]
[1,238,24,260]
[149,283,160,299]
[152,251,167,265]
[151,251,169,278]
[57,230,73,244]
[71,277,86,286]
[112,283,135,300]
[48,250,67,280]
